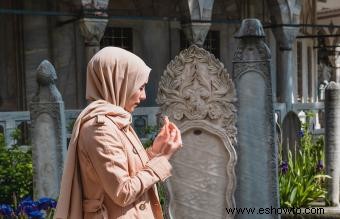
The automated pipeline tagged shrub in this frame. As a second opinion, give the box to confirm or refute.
[0,131,33,204]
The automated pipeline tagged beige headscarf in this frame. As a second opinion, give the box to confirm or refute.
[54,47,151,219]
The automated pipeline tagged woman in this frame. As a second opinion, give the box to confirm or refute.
[54,47,182,219]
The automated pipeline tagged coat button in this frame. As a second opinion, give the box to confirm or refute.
[139,203,146,210]
[133,148,138,154]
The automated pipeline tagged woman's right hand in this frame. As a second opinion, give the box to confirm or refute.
[160,122,182,160]
[150,116,182,160]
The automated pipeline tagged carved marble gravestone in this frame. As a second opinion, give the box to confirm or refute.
[30,60,67,199]
[157,45,237,219]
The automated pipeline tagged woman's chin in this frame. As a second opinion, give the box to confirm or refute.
[125,106,135,113]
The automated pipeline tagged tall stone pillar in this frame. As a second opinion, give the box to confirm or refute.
[79,0,109,62]
[233,19,279,219]
[78,18,108,64]
[30,60,67,199]
[324,81,340,206]
[276,26,300,112]
[267,0,302,113]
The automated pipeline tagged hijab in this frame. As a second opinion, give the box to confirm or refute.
[54,47,151,219]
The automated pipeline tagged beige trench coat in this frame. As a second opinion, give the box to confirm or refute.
[77,114,172,219]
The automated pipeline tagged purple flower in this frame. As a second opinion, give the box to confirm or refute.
[37,197,57,210]
[27,210,44,219]
[0,204,14,216]
[297,130,304,138]
[280,161,289,174]
[17,197,39,215]
[316,160,324,172]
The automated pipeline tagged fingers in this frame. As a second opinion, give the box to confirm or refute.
[158,125,166,135]
[158,116,170,139]
[163,116,169,126]
[169,122,182,146]
[169,128,176,144]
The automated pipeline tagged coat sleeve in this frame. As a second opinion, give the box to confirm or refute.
[80,121,172,207]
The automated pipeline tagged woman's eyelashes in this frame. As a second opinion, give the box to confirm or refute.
[140,84,146,91]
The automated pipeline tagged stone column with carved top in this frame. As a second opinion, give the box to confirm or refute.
[78,17,108,63]
[233,19,279,218]
[78,0,109,63]
[180,0,214,46]
[29,60,67,199]
[267,0,302,113]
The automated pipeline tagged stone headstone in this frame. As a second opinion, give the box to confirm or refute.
[233,19,279,219]
[30,60,67,199]
[157,45,237,219]
[282,111,301,162]
[324,81,340,206]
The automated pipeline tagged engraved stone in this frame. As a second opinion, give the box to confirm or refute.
[157,44,237,219]
[30,60,67,199]
[233,19,279,219]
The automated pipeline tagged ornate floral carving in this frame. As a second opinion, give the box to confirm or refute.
[233,40,270,63]
[156,44,237,144]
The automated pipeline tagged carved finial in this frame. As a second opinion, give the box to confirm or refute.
[33,60,62,102]
[37,60,57,86]
[235,19,265,38]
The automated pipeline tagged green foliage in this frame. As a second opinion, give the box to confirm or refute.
[144,125,157,135]
[279,112,329,208]
[138,125,167,214]
[157,183,166,207]
[141,125,158,149]
[67,119,76,133]
[142,139,153,149]
[0,131,33,204]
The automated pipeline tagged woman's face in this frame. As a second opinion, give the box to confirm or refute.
[124,83,147,112]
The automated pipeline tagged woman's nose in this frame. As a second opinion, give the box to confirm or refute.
[140,90,146,100]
